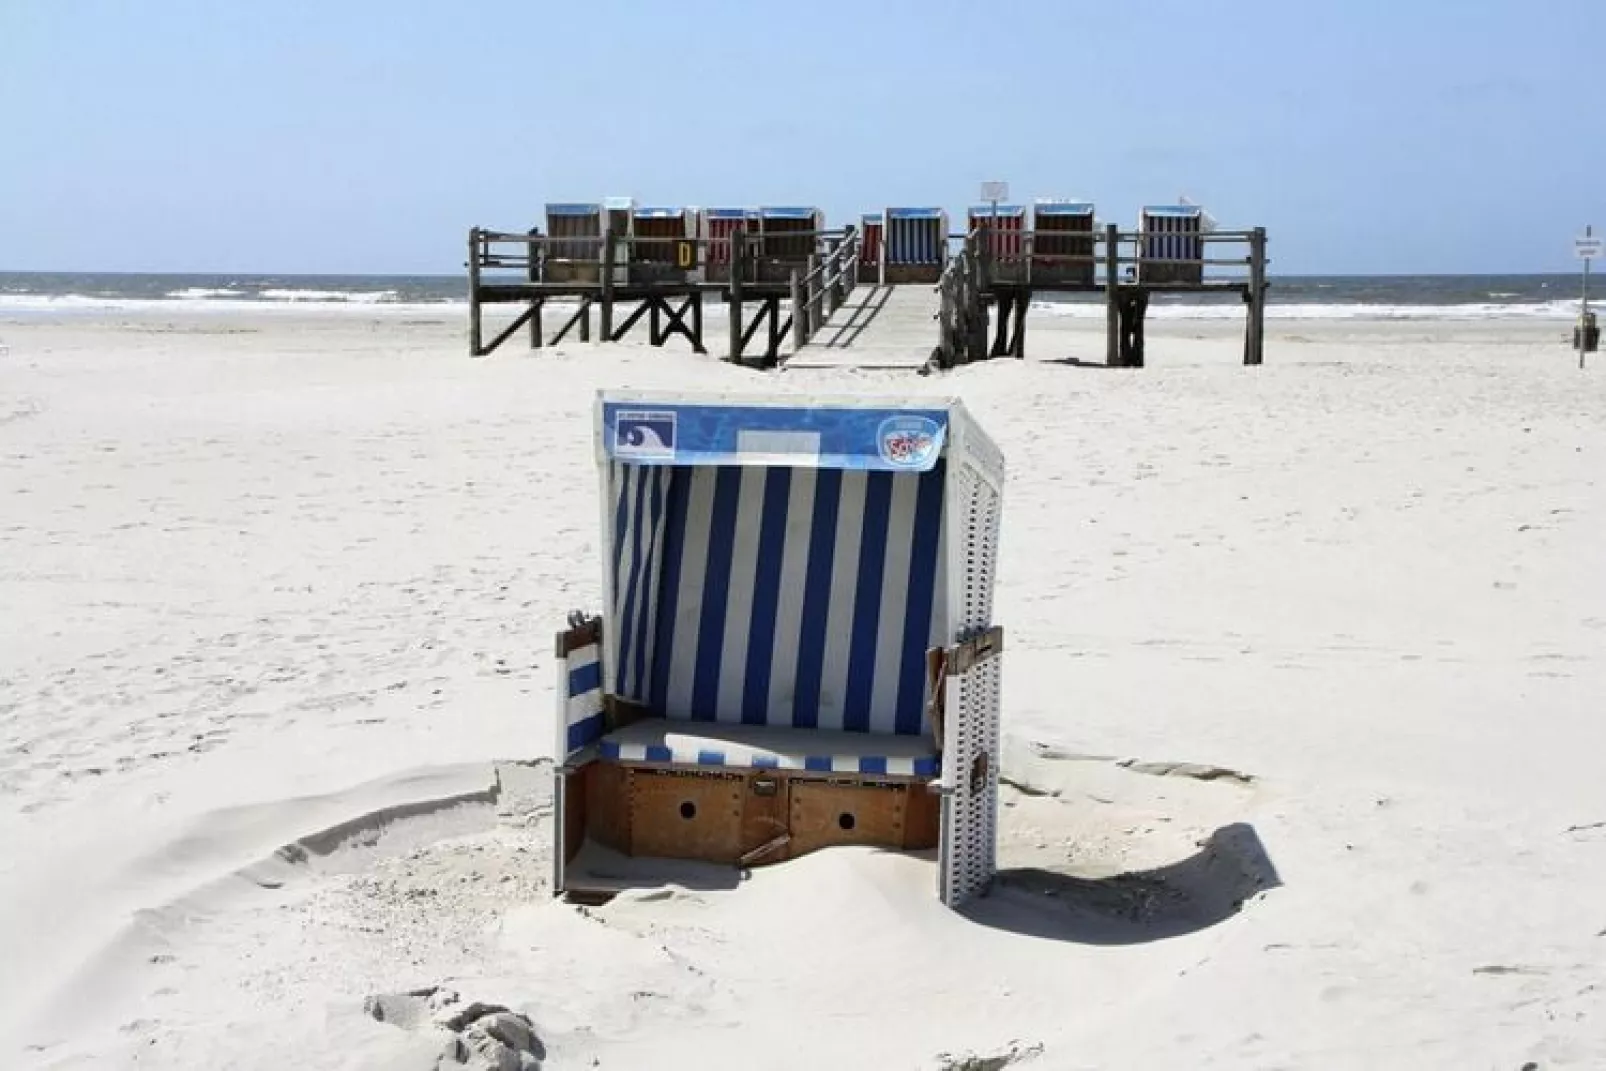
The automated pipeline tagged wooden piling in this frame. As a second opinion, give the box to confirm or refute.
[806,254,820,337]
[728,228,746,363]
[1245,227,1267,366]
[690,291,705,355]
[790,269,805,350]
[468,228,484,357]
[767,297,782,362]
[599,228,615,341]
[527,228,542,349]
[1012,292,1027,358]
[1104,224,1120,367]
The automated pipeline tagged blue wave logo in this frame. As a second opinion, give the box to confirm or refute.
[614,411,677,458]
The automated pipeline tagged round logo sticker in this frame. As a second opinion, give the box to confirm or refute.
[876,416,941,468]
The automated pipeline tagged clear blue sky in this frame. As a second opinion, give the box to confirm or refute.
[3,0,1602,275]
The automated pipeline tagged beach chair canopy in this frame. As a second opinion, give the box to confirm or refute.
[592,393,983,741]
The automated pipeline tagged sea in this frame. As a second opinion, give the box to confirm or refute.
[0,271,1591,321]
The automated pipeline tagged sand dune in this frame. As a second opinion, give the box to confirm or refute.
[2,310,1603,1068]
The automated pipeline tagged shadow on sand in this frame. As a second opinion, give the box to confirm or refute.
[1047,356,1130,370]
[962,822,1280,945]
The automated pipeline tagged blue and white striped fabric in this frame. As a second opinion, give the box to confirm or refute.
[606,463,673,706]
[605,461,947,737]
[560,640,605,756]
[1142,206,1203,262]
[885,208,945,265]
[599,721,940,777]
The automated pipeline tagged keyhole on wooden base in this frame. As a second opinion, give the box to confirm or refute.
[679,801,697,820]
[838,812,856,831]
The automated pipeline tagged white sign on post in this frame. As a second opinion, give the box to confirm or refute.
[1576,236,1602,260]
[980,181,1009,204]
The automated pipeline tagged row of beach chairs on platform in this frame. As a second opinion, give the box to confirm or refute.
[536,197,1218,287]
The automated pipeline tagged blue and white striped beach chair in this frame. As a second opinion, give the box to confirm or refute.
[554,391,1006,908]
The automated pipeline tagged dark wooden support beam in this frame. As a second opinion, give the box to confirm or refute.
[609,298,653,342]
[990,293,1013,357]
[767,295,782,363]
[468,227,484,357]
[739,296,771,355]
[663,294,705,354]
[550,299,591,345]
[1246,227,1267,366]
[1104,223,1121,367]
[790,268,805,351]
[481,302,540,356]
[1012,291,1028,357]
[526,227,542,349]
[727,229,746,363]
[599,228,615,341]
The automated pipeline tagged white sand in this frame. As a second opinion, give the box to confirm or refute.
[2,307,1604,1069]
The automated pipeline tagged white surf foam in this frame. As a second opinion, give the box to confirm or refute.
[1028,299,1584,322]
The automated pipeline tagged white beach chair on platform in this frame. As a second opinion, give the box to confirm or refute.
[552,391,1006,909]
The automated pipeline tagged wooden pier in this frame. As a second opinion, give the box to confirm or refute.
[467,226,862,367]
[466,206,1269,370]
[934,223,1269,370]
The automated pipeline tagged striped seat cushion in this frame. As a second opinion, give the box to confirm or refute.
[599,720,940,778]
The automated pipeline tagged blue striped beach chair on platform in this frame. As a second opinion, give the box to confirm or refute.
[883,207,949,285]
[1139,203,1210,285]
[553,391,1007,908]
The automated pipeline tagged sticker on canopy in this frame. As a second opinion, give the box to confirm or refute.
[876,415,942,468]
[614,410,677,459]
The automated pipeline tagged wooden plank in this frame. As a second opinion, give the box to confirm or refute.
[788,780,908,858]
[947,626,1004,675]
[740,773,791,860]
[629,769,746,864]
[563,763,591,863]
[585,761,631,854]
[555,614,602,657]
[903,780,941,850]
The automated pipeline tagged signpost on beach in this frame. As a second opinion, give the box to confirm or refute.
[1578,226,1600,368]
[979,182,1008,280]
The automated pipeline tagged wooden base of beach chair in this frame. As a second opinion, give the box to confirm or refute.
[584,763,940,869]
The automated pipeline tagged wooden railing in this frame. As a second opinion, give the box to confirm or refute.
[788,228,861,351]
[930,226,989,371]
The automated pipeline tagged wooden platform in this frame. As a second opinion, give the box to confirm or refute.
[567,759,940,870]
[783,285,941,372]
